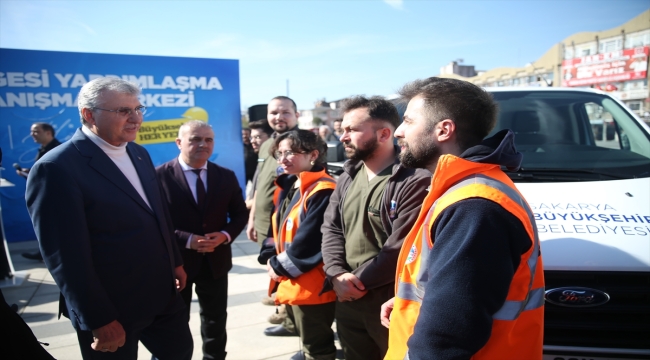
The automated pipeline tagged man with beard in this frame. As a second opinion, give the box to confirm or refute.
[380,77,544,360]
[246,96,300,338]
[321,96,430,360]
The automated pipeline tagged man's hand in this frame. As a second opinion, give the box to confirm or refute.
[246,220,257,242]
[267,259,285,282]
[332,273,367,302]
[247,192,257,242]
[205,232,228,245]
[91,320,126,353]
[16,168,29,178]
[380,297,395,328]
[174,265,187,291]
[189,234,220,253]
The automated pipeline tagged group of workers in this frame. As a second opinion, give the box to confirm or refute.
[19,75,544,360]
[248,77,544,360]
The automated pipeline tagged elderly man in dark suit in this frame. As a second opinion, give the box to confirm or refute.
[25,77,193,359]
[156,120,248,360]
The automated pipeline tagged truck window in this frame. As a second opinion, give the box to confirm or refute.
[489,91,650,181]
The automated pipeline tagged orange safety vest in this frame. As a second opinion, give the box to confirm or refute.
[269,168,338,305]
[386,155,544,360]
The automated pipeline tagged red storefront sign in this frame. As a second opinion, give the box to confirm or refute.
[561,46,648,87]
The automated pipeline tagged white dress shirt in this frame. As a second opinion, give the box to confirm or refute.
[177,156,231,248]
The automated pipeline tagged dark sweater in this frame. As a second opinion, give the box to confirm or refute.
[321,146,431,291]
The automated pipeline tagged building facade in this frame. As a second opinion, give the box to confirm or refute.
[440,10,649,118]
[298,98,343,129]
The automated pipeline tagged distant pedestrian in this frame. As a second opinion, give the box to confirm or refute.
[319,125,338,142]
[243,127,258,184]
[332,119,344,139]
[246,120,273,210]
[20,122,61,262]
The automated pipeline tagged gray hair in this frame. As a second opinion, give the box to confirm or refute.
[77,77,141,124]
[178,120,213,138]
[319,125,331,133]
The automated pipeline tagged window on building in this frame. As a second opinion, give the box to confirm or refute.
[564,46,574,60]
[627,101,642,111]
[623,80,646,90]
[599,37,623,53]
[625,30,650,48]
[575,41,597,58]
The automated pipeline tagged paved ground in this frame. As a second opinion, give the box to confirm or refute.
[3,232,342,359]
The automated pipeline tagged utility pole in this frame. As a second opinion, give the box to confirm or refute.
[286,79,289,97]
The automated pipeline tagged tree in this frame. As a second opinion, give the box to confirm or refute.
[313,117,323,126]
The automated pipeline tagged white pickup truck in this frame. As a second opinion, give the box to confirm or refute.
[485,87,650,360]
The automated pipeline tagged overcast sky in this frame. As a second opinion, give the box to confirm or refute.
[1,0,648,111]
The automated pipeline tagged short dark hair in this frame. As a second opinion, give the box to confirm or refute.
[249,119,273,136]
[271,96,298,113]
[341,96,400,130]
[34,122,55,137]
[271,129,327,167]
[333,119,342,124]
[398,77,498,150]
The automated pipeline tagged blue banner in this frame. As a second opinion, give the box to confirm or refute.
[0,48,242,242]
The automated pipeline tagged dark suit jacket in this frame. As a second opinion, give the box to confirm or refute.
[25,128,183,331]
[156,159,248,280]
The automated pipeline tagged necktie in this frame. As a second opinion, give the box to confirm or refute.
[192,169,205,210]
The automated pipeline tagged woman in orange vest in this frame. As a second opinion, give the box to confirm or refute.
[258,129,338,360]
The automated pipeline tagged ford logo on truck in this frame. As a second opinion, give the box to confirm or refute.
[545,287,610,307]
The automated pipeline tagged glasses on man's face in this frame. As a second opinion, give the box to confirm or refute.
[274,150,305,160]
[93,105,147,117]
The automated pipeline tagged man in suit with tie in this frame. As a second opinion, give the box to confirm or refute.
[156,120,248,360]
[25,77,193,359]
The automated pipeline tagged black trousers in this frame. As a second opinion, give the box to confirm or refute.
[75,293,192,360]
[180,259,228,360]
[291,302,336,359]
[335,283,393,360]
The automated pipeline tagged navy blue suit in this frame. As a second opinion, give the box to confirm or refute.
[26,128,192,359]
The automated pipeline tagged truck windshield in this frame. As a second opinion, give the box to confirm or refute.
[489,91,650,181]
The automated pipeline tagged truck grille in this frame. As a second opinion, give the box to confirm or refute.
[544,271,650,350]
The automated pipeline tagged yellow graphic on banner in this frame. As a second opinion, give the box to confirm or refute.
[136,107,208,145]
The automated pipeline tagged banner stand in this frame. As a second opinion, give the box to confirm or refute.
[0,173,29,288]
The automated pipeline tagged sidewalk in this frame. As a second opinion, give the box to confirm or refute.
[3,232,340,359]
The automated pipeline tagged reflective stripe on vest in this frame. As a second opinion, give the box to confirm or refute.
[270,171,338,306]
[396,174,543,320]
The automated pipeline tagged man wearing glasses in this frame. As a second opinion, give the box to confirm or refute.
[26,77,193,359]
